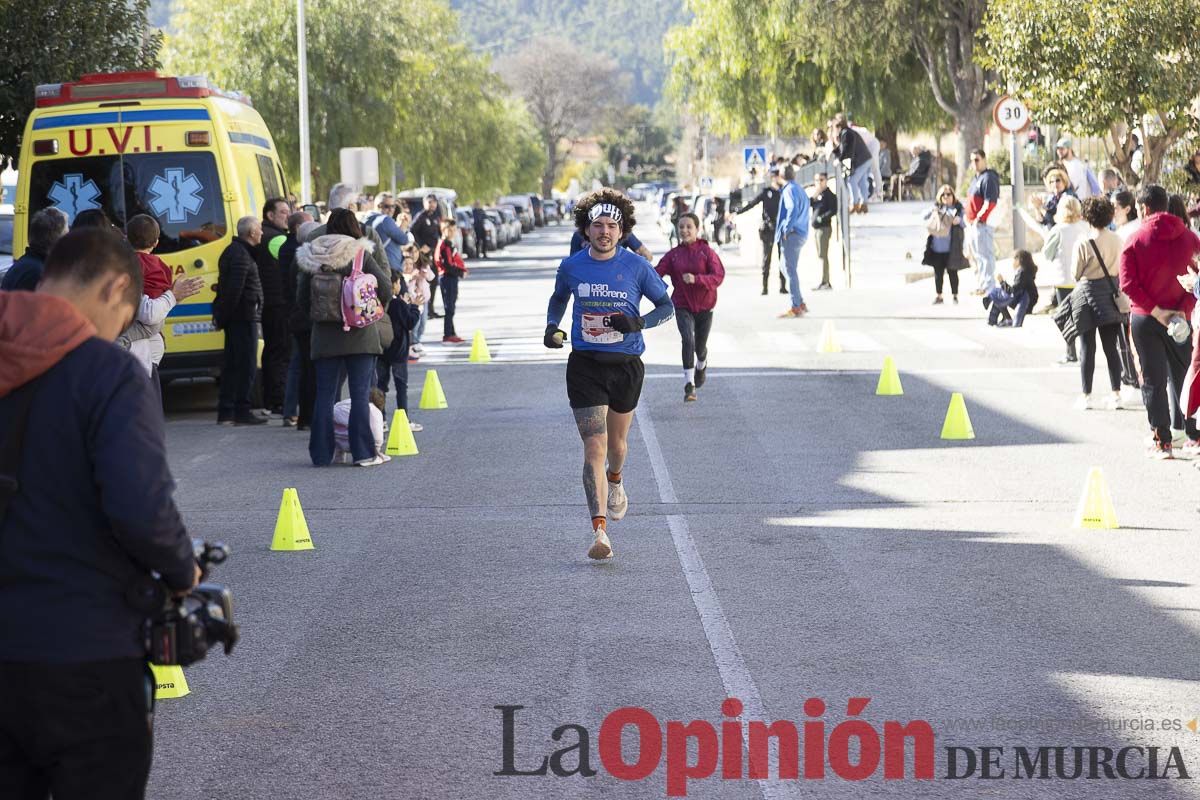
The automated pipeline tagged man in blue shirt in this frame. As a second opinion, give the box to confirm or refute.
[545,190,673,561]
[364,194,411,270]
[775,165,812,317]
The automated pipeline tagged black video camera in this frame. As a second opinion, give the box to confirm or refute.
[140,540,239,666]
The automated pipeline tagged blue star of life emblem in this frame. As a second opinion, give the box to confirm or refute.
[47,174,102,223]
[148,168,204,223]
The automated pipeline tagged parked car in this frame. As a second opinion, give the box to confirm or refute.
[397,186,458,225]
[499,196,534,232]
[0,207,13,279]
[455,209,478,258]
[541,199,561,225]
[484,209,509,248]
[496,206,523,242]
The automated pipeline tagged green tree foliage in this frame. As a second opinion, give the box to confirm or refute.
[0,0,162,164]
[162,0,539,200]
[600,105,677,182]
[982,0,1200,186]
[450,0,687,106]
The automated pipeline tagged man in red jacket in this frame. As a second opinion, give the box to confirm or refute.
[1119,184,1200,458]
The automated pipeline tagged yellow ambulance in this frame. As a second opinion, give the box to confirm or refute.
[13,70,289,379]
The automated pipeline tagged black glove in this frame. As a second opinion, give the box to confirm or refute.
[544,324,567,349]
[608,313,644,334]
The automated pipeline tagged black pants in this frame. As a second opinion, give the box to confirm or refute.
[1130,313,1198,443]
[260,305,289,411]
[428,272,440,315]
[1079,323,1122,395]
[376,349,409,411]
[759,228,784,292]
[1055,288,1077,359]
[217,319,257,422]
[676,308,713,370]
[441,274,459,337]
[293,330,316,428]
[0,659,153,800]
[933,264,959,296]
[474,227,488,258]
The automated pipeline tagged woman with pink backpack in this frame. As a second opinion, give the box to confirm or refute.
[296,209,393,466]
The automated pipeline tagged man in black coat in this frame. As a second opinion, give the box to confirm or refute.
[0,208,68,291]
[738,166,787,295]
[411,194,443,316]
[471,200,489,259]
[810,173,839,290]
[255,198,290,414]
[214,216,266,425]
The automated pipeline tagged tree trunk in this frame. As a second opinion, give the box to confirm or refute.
[541,134,561,198]
[956,110,987,192]
[1107,123,1140,189]
[1142,130,1182,186]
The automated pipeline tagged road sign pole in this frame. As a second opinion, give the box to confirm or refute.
[297,0,311,204]
[1011,132,1025,252]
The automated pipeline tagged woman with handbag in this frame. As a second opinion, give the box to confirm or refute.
[296,208,393,467]
[1069,197,1130,410]
[921,184,966,305]
[435,218,467,344]
[1043,196,1089,363]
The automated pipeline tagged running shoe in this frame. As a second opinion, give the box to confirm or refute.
[355,455,386,467]
[376,452,393,463]
[283,416,298,427]
[1149,440,1174,460]
[1100,393,1121,411]
[684,382,697,402]
[443,335,465,343]
[694,365,707,388]
[588,528,614,561]
[608,481,628,521]
[1074,394,1093,411]
[933,296,944,305]
[409,421,424,432]
[1179,439,1200,458]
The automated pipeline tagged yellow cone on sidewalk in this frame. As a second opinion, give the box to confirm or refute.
[385,409,420,456]
[816,320,842,353]
[150,663,190,699]
[419,370,448,409]
[940,392,975,440]
[468,330,491,363]
[876,356,904,396]
[271,488,314,551]
[1073,467,1119,529]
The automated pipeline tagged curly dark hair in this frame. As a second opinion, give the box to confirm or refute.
[574,189,636,238]
[1081,196,1114,229]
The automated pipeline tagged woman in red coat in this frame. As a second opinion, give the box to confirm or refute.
[655,212,726,401]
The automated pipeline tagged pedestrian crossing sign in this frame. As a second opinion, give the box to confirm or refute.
[744,146,767,172]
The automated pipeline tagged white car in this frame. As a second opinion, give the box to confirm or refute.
[0,208,14,280]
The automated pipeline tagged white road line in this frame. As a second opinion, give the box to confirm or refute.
[636,405,799,800]
[644,366,1065,379]
[900,327,985,351]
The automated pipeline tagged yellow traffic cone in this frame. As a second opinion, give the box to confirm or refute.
[271,488,314,551]
[419,370,448,409]
[385,409,419,456]
[875,356,904,396]
[1073,467,1119,529]
[468,330,492,363]
[940,392,975,440]
[816,320,842,353]
[150,663,190,699]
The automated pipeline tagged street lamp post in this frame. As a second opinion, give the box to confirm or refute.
[297,0,312,204]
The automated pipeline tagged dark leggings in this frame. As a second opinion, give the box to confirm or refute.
[1078,324,1122,394]
[676,308,713,370]
[933,264,959,296]
[1130,313,1198,443]
[1055,288,1077,358]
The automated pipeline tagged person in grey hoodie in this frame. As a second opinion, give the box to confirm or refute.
[296,209,393,467]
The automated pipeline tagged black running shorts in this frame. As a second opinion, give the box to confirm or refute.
[566,351,645,413]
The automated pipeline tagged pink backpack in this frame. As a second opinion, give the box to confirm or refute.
[341,248,386,331]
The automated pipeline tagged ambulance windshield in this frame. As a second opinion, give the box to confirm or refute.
[28,152,227,253]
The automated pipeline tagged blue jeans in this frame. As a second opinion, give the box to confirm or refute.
[970,223,996,292]
[780,233,806,308]
[988,293,1030,326]
[848,161,872,205]
[415,305,428,345]
[310,354,376,465]
[282,339,301,419]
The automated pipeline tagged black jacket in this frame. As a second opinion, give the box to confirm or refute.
[1010,267,1040,309]
[1070,277,1122,335]
[411,210,442,251]
[279,234,309,333]
[214,238,263,326]
[833,127,872,171]
[383,276,422,363]
[471,207,487,231]
[254,221,288,308]
[0,248,47,292]
[907,151,932,182]
[811,188,837,229]
[0,339,194,661]
[739,186,782,230]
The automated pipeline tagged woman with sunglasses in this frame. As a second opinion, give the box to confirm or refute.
[921,184,966,304]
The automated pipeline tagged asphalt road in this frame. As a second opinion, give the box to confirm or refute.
[149,205,1200,799]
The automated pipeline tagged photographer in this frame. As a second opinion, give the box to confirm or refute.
[0,227,199,799]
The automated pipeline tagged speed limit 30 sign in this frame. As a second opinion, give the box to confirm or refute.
[993,95,1030,134]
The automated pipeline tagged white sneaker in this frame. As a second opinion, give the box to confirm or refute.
[376,452,392,463]
[409,421,424,432]
[607,481,628,521]
[587,527,613,561]
[355,455,385,467]
[1120,386,1144,408]
[1074,394,1093,411]
[411,344,426,354]
[1101,393,1121,411]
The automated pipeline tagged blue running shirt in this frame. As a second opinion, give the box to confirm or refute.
[548,247,670,356]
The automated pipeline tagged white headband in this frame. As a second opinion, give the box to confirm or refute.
[588,203,623,223]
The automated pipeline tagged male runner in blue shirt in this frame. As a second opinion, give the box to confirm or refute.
[545,190,674,561]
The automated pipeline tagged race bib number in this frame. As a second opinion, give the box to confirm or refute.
[581,312,623,344]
